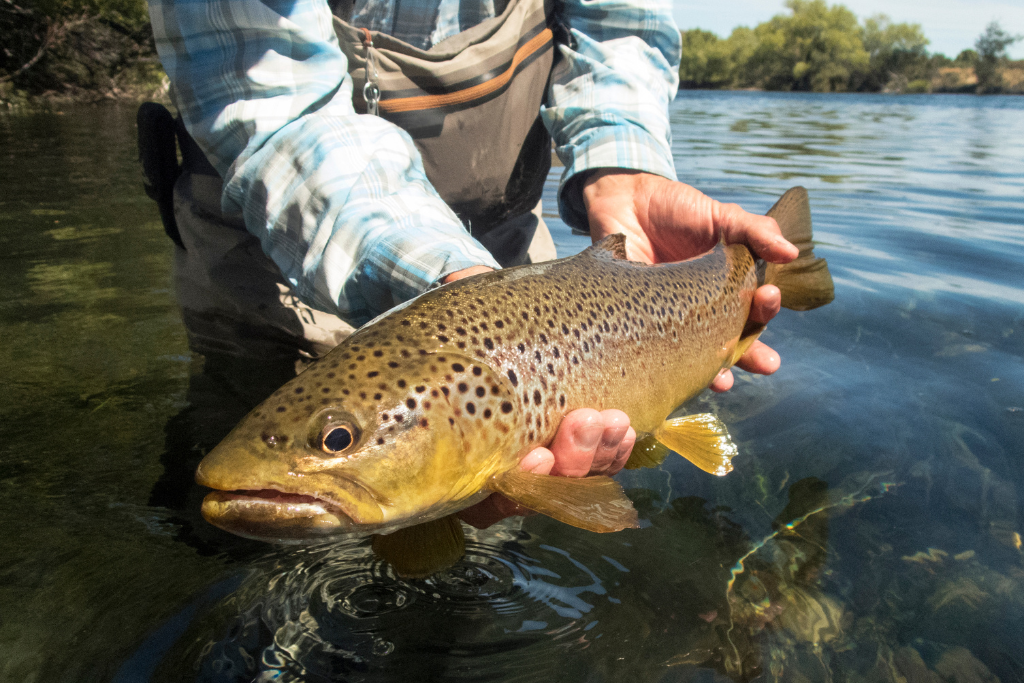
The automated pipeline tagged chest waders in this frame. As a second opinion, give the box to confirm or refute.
[137,0,560,364]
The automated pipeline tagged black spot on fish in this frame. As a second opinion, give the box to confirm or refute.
[367,371,379,378]
[373,350,383,357]
[294,387,304,395]
[438,335,449,343]
[374,393,382,400]
[452,362,464,372]
[441,387,450,396]
[415,386,426,393]
[466,402,476,415]
[484,338,493,350]
[276,406,286,413]
[475,386,486,397]
[397,380,407,388]
[533,390,541,405]
[472,366,482,376]
[518,343,525,353]
[501,401,513,413]
[483,409,492,419]
[507,369,518,386]
[406,398,416,409]
[458,382,469,393]
[420,419,428,428]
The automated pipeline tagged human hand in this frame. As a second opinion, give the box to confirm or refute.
[581,170,799,392]
[457,408,636,529]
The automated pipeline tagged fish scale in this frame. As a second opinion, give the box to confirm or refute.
[195,187,834,576]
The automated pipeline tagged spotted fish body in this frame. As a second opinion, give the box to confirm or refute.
[197,187,834,548]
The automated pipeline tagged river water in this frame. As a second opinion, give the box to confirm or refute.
[1,91,1022,683]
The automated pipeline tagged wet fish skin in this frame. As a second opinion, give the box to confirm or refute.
[196,187,832,543]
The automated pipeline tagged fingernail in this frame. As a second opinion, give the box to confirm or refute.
[575,422,603,450]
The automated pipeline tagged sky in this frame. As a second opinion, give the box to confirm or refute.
[673,0,1024,60]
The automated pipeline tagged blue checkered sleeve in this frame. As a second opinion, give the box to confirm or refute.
[544,0,682,232]
[149,0,499,325]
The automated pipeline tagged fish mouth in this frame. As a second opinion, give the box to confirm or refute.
[201,488,359,542]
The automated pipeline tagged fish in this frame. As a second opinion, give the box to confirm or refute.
[196,186,834,577]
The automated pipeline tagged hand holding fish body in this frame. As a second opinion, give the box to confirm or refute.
[197,187,835,576]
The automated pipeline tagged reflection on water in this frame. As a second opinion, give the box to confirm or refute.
[1,92,1023,682]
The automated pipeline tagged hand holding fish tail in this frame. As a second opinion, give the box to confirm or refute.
[457,409,636,529]
[582,169,797,391]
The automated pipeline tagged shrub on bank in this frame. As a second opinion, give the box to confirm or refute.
[679,1,1022,95]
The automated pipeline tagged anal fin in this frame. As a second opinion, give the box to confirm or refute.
[371,514,465,579]
[490,470,639,533]
[634,413,738,477]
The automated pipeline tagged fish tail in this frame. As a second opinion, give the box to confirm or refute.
[762,187,835,311]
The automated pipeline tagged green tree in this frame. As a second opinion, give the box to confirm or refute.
[954,49,979,67]
[974,21,1021,93]
[679,29,734,87]
[858,14,929,91]
[742,0,869,92]
[678,27,759,88]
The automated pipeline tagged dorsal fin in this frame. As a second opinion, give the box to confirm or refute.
[762,186,835,311]
[581,234,628,261]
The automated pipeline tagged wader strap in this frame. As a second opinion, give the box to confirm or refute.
[137,102,184,248]
[138,102,222,248]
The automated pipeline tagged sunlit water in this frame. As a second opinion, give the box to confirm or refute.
[1,92,1022,683]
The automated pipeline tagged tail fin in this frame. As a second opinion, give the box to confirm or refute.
[763,187,835,311]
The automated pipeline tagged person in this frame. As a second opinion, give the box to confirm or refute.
[143,0,797,529]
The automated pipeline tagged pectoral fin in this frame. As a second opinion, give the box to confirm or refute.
[371,514,465,579]
[726,321,766,368]
[626,414,738,477]
[491,469,639,533]
[624,433,672,470]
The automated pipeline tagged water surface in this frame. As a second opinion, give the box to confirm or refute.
[1,92,1022,682]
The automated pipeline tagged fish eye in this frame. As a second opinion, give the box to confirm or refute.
[320,423,357,454]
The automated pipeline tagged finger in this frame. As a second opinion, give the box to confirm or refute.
[548,408,604,477]
[458,493,523,529]
[749,285,782,325]
[710,368,734,393]
[591,410,630,474]
[607,427,637,475]
[734,340,781,376]
[715,203,798,264]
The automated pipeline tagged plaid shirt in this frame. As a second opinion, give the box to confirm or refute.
[149,0,680,325]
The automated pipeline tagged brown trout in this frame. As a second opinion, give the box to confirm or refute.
[197,187,834,576]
